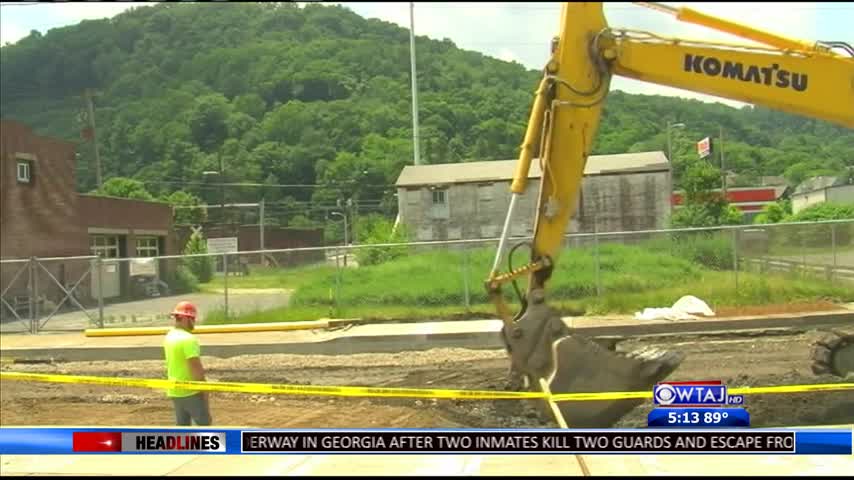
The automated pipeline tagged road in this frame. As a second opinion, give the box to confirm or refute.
[767,250,854,268]
[0,289,291,333]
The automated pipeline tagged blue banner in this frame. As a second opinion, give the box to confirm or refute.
[0,428,850,455]
[647,408,750,427]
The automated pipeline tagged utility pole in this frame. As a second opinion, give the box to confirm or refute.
[666,121,686,163]
[218,152,226,225]
[259,198,265,251]
[84,89,103,187]
[409,1,421,165]
[259,197,266,267]
[331,210,348,267]
[719,125,727,197]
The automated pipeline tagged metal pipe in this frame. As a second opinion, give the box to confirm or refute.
[491,194,520,276]
[635,2,822,53]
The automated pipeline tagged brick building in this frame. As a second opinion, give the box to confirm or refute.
[1,119,174,307]
[671,186,789,223]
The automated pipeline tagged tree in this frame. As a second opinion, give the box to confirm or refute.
[671,160,742,228]
[92,177,155,201]
[1,1,851,198]
[164,190,207,225]
[753,202,787,224]
[182,228,214,283]
[353,214,410,266]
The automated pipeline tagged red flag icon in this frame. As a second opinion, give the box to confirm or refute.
[72,432,122,452]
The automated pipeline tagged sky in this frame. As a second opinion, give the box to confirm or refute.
[1,1,851,107]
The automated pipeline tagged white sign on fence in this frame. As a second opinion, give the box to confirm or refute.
[207,237,239,254]
[129,258,157,276]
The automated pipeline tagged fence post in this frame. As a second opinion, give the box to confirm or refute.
[732,228,739,290]
[831,223,837,280]
[223,253,229,321]
[96,256,104,328]
[28,258,37,334]
[462,249,470,310]
[801,230,807,279]
[594,225,601,297]
[335,247,342,316]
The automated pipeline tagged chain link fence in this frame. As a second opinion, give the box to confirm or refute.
[2,220,852,334]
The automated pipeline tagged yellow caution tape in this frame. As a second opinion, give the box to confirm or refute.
[549,383,854,402]
[1,371,852,402]
[0,372,545,400]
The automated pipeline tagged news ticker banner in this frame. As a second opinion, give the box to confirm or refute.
[0,428,851,455]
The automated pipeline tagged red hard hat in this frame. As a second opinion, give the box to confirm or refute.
[171,301,197,320]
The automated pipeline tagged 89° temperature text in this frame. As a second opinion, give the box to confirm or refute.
[648,408,750,428]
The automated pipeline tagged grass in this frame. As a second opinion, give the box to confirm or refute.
[198,264,327,292]
[200,240,854,325]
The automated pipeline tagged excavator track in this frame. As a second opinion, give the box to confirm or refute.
[810,330,854,379]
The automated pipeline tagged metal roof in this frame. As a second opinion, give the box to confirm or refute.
[793,175,850,195]
[395,151,669,187]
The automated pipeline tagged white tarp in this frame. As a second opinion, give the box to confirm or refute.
[634,295,715,321]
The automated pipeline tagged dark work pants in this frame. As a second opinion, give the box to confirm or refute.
[171,393,212,426]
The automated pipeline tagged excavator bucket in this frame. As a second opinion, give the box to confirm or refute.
[501,289,685,428]
[546,335,685,428]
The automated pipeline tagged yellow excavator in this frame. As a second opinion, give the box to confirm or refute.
[485,2,854,428]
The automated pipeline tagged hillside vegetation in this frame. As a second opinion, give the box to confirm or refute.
[2,2,852,228]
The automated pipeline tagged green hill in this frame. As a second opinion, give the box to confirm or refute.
[2,2,851,224]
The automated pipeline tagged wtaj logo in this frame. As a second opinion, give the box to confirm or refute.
[653,381,744,406]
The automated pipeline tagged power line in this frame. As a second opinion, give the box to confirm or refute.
[140,180,400,190]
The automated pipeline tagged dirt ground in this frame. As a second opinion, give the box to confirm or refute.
[1,328,852,429]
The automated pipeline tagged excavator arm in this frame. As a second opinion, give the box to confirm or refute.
[486,2,854,428]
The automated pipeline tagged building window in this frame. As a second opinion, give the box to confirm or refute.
[90,235,119,258]
[16,161,31,184]
[136,237,159,257]
[477,183,493,201]
[406,188,420,206]
[432,190,446,205]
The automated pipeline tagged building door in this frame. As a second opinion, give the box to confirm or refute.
[89,235,121,300]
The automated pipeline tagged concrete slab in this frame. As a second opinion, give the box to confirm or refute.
[0,453,194,476]
[2,451,852,476]
[578,453,854,476]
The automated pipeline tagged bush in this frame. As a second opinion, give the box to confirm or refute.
[171,266,200,294]
[782,202,854,247]
[353,215,411,267]
[753,202,787,224]
[183,229,214,283]
[670,232,735,270]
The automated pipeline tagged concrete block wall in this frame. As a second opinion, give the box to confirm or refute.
[397,170,671,242]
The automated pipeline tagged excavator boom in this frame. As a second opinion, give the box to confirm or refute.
[487,2,854,428]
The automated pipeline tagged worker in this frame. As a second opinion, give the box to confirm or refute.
[163,301,212,426]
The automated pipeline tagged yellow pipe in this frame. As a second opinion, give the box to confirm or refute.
[675,6,820,53]
[510,76,550,194]
[84,320,332,337]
